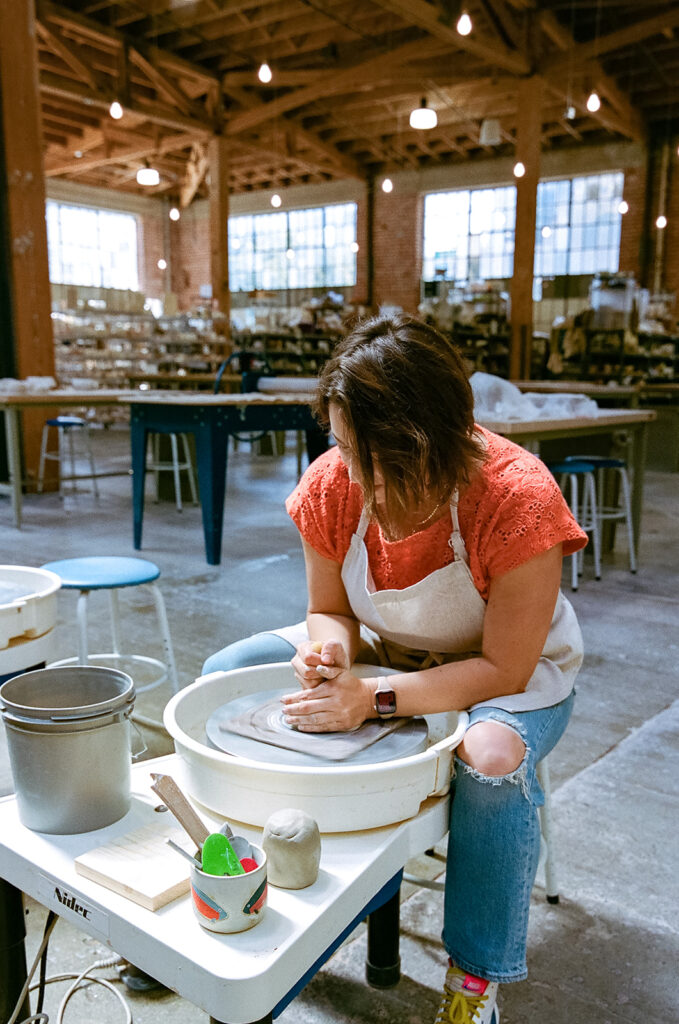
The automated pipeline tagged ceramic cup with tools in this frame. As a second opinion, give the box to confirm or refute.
[190,843,267,934]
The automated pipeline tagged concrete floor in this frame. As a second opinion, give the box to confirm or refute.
[1,425,678,1024]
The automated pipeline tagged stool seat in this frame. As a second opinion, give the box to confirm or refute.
[45,416,86,428]
[547,459,596,474]
[564,454,625,469]
[42,556,160,590]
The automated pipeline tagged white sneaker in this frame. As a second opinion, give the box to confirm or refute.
[434,963,499,1023]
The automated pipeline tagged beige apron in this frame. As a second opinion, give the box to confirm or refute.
[276,498,583,713]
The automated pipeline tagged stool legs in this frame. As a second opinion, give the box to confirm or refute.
[53,584,178,694]
[149,582,179,693]
[37,424,50,494]
[537,758,559,903]
[76,590,90,665]
[181,433,200,507]
[36,422,99,497]
[564,471,601,591]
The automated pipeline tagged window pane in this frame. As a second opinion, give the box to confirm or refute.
[228,202,356,291]
[45,201,138,290]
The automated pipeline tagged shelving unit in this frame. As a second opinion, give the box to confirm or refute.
[52,311,231,390]
[229,331,338,377]
[550,326,679,384]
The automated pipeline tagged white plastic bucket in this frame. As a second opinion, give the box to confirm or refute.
[0,665,135,834]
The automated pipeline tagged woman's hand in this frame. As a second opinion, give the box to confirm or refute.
[291,638,350,689]
[280,670,374,732]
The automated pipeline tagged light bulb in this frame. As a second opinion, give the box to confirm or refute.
[350,242,359,253]
[258,62,272,84]
[382,178,393,193]
[618,200,629,215]
[565,105,576,120]
[513,161,526,178]
[136,166,160,186]
[109,100,124,120]
[541,225,552,239]
[157,259,167,270]
[271,193,282,208]
[656,214,667,229]
[169,207,180,221]
[457,11,473,36]
[586,90,601,113]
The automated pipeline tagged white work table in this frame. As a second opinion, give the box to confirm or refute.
[0,752,451,1024]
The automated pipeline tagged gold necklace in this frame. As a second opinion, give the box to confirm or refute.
[414,499,446,529]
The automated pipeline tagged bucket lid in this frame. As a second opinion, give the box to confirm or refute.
[0,665,134,723]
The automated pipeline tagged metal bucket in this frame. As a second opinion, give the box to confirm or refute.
[0,665,135,834]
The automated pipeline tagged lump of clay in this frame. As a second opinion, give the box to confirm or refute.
[262,808,321,889]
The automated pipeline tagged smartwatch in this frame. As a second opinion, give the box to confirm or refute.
[374,681,397,718]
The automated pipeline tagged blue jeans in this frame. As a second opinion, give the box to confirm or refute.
[202,633,574,984]
[443,693,575,982]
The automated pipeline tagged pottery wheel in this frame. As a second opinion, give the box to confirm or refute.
[205,689,429,767]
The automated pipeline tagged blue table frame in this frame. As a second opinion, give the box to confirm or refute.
[129,394,327,565]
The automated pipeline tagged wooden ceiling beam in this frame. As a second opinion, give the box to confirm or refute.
[40,71,214,134]
[128,45,207,119]
[542,6,679,75]
[225,36,446,136]
[44,129,203,177]
[38,0,219,87]
[372,0,531,75]
[35,16,108,93]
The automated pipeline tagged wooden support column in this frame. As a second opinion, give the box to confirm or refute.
[510,75,543,381]
[0,0,55,486]
[208,135,230,326]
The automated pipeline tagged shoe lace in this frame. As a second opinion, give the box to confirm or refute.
[437,983,490,1023]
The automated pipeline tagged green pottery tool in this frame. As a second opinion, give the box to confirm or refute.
[201,832,246,876]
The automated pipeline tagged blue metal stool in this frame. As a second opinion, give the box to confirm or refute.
[563,455,637,573]
[37,416,99,498]
[40,556,179,694]
[547,460,601,591]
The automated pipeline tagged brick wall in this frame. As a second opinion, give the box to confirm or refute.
[169,206,211,310]
[619,161,649,284]
[137,209,168,299]
[372,186,422,314]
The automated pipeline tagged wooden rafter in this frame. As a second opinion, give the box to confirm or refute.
[372,0,531,75]
[225,36,447,136]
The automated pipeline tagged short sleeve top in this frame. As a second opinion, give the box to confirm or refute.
[285,426,587,601]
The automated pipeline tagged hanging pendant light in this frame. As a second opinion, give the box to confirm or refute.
[109,100,124,120]
[409,98,437,130]
[479,118,501,146]
[137,164,160,186]
[586,90,601,113]
[456,10,473,36]
[258,62,272,84]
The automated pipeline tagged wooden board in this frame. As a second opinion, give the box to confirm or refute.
[74,822,194,911]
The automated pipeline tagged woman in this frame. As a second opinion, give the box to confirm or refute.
[203,313,587,1024]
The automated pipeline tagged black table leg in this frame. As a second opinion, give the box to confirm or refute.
[365,885,401,988]
[194,422,229,566]
[130,418,149,551]
[0,880,30,1024]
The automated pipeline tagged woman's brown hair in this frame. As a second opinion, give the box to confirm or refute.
[314,313,486,535]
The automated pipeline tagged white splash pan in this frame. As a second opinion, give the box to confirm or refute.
[164,663,468,833]
[0,566,61,651]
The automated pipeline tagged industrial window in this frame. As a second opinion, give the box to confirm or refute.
[46,201,139,290]
[228,202,357,291]
[423,186,516,283]
[535,172,624,277]
[423,171,624,285]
